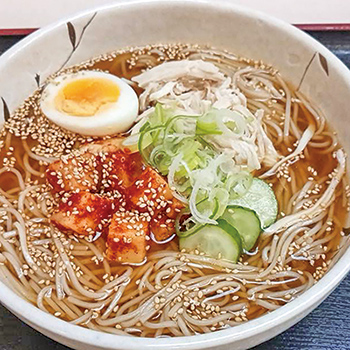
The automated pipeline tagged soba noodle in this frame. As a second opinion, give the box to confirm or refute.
[0,44,349,337]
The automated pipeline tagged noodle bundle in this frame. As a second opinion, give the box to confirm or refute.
[0,44,349,337]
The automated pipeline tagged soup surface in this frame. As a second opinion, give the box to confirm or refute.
[0,44,349,337]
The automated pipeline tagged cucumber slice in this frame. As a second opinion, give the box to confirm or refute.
[179,220,242,262]
[222,207,261,251]
[229,178,278,228]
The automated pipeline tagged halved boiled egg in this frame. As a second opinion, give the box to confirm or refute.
[40,71,139,136]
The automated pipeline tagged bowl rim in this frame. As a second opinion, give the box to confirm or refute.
[1,0,350,349]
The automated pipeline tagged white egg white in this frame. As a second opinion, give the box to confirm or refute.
[40,71,139,136]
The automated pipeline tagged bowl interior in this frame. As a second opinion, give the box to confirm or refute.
[1,1,350,349]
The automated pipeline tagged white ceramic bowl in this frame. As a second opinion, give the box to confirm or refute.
[1,1,350,349]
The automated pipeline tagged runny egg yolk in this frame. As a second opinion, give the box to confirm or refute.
[54,78,120,117]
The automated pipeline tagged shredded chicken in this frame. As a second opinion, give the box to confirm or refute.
[255,109,281,167]
[206,107,280,170]
[132,60,280,171]
[133,60,246,115]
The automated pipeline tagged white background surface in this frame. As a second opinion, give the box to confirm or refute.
[0,0,349,29]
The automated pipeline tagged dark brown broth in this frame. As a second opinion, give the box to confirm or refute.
[0,48,348,328]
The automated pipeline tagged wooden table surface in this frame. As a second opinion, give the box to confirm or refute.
[0,31,350,350]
